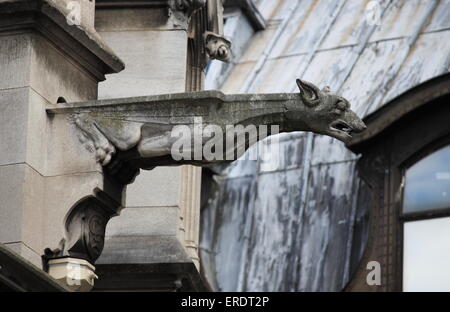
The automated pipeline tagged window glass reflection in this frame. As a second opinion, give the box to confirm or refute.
[403,217,450,291]
[404,145,450,213]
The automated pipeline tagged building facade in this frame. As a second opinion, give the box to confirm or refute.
[0,0,449,292]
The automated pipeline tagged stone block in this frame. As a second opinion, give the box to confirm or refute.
[0,31,99,104]
[97,235,191,264]
[30,33,98,103]
[98,30,187,98]
[126,167,182,207]
[0,88,29,166]
[95,7,170,31]
[0,164,26,244]
[3,242,42,268]
[0,33,32,90]
[105,206,180,237]
[0,163,45,260]
[26,88,49,174]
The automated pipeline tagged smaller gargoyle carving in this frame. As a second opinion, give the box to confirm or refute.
[205,32,231,62]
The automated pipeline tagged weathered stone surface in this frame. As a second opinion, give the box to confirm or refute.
[0,163,45,256]
[126,167,182,208]
[30,33,99,103]
[46,112,102,176]
[26,89,48,174]
[0,0,125,77]
[3,242,42,268]
[0,164,27,244]
[94,3,202,276]
[105,206,180,237]
[95,7,173,31]
[0,243,70,291]
[98,30,188,98]
[0,88,29,166]
[0,34,32,90]
[97,235,192,264]
[0,0,125,268]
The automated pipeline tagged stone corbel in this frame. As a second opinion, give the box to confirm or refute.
[43,189,122,290]
[44,191,121,264]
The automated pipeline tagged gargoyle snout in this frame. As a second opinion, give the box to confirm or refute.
[353,118,367,133]
[346,110,367,133]
[329,109,367,143]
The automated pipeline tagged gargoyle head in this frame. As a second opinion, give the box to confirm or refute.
[286,79,366,143]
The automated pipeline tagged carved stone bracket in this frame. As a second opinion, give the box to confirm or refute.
[43,190,121,267]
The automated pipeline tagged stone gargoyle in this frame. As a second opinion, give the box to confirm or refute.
[58,79,366,181]
[45,79,366,267]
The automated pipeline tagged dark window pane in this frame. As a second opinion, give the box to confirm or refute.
[404,145,450,213]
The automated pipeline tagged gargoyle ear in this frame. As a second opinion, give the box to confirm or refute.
[322,86,331,93]
[296,79,320,106]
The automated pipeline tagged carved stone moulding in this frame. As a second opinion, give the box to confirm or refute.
[96,0,206,29]
[169,0,207,28]
[172,0,207,16]
[0,0,125,81]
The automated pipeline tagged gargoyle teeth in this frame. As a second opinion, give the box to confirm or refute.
[331,120,354,135]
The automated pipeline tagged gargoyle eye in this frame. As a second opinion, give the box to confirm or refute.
[336,100,347,111]
[333,108,343,115]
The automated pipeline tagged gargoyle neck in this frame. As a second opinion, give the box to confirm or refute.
[225,93,310,134]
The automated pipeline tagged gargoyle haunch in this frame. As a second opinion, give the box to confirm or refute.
[71,79,366,168]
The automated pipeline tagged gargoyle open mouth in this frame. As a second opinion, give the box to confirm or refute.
[330,120,354,137]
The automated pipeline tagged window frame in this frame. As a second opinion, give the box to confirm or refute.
[399,138,450,291]
[400,137,450,223]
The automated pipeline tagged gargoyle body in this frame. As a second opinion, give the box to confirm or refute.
[68,80,366,173]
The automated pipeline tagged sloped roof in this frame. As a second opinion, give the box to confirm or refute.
[220,0,449,113]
